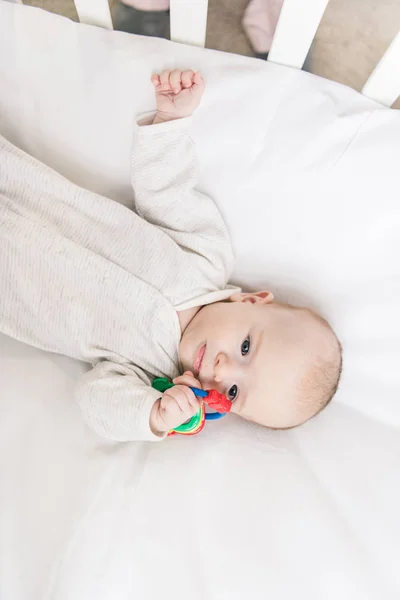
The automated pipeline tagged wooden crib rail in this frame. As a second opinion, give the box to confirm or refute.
[73,0,113,29]
[361,32,400,107]
[267,0,329,68]
[170,0,208,48]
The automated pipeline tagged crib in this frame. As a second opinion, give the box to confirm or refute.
[0,1,400,600]
[69,0,400,107]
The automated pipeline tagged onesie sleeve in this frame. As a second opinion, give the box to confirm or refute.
[75,361,166,442]
[131,117,235,292]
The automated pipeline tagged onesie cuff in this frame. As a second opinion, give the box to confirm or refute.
[136,112,193,134]
[140,387,168,442]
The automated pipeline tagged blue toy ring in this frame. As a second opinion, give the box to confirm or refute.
[205,412,225,420]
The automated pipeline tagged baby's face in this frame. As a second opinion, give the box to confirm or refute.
[179,293,325,429]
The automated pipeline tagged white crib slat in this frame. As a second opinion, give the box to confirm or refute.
[362,32,400,107]
[268,0,329,69]
[170,0,208,48]
[73,0,113,30]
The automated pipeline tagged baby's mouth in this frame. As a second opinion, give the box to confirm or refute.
[193,343,206,376]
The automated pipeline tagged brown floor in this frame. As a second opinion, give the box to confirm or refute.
[22,0,400,108]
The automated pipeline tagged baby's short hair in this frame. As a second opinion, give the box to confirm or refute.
[273,308,342,431]
[296,311,343,426]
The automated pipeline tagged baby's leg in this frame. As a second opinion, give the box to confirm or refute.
[0,133,157,271]
[0,133,160,353]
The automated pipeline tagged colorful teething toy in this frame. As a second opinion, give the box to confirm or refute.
[152,377,232,436]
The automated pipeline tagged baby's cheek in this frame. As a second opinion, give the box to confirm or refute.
[231,396,260,423]
[229,402,240,415]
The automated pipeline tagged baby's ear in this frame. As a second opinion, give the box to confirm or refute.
[229,291,274,304]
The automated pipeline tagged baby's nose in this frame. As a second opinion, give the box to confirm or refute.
[213,352,233,384]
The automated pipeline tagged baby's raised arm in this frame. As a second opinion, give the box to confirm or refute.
[132,70,234,300]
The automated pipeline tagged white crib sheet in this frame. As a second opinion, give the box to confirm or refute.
[0,3,399,600]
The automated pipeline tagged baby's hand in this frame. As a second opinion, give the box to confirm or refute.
[151,69,205,124]
[150,374,202,435]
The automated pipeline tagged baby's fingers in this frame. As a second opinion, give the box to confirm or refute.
[171,388,189,412]
[177,386,199,411]
[170,69,182,94]
[151,74,161,88]
[165,385,199,411]
[193,71,205,89]
[160,69,172,91]
[182,70,195,89]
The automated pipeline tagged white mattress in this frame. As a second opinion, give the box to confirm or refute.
[0,3,399,599]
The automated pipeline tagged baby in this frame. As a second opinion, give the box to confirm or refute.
[0,69,342,440]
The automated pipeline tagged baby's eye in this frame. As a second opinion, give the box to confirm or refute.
[228,385,238,401]
[241,336,251,356]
